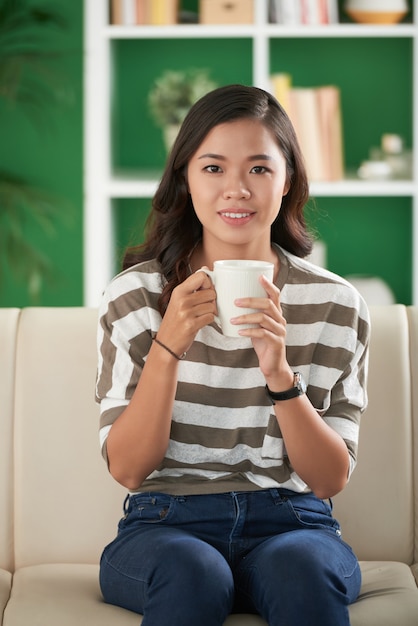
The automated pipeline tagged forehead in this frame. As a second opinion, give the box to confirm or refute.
[196,118,280,153]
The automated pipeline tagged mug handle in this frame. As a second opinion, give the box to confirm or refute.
[195,267,214,281]
[195,268,221,329]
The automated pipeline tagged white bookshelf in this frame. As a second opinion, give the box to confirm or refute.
[84,0,418,306]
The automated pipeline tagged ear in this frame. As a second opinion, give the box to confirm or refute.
[282,179,290,196]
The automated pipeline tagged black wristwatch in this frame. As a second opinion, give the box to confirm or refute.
[265,372,307,404]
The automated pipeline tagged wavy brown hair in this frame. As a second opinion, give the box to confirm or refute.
[123,84,312,314]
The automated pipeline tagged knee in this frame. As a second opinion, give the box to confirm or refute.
[248,531,359,597]
[262,533,341,584]
[161,533,234,596]
[100,531,235,619]
[149,534,235,622]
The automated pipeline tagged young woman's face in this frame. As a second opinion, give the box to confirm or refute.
[186,118,289,258]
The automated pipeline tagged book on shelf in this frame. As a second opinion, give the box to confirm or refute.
[316,85,344,181]
[271,73,344,181]
[110,0,178,25]
[269,0,339,25]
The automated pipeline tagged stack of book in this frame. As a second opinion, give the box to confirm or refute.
[270,0,339,24]
[271,73,344,182]
[110,0,178,25]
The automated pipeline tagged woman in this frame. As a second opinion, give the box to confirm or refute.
[96,84,369,626]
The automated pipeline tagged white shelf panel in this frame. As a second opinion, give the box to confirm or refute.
[105,24,256,39]
[264,23,417,38]
[310,178,417,197]
[108,172,416,199]
[105,23,417,40]
[108,171,161,198]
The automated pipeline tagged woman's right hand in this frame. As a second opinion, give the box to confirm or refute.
[156,269,217,356]
[106,270,216,490]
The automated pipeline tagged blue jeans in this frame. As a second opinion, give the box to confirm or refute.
[100,489,361,626]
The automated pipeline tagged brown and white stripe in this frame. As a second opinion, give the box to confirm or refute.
[96,245,370,496]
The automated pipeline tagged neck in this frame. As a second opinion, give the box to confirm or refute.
[190,241,280,278]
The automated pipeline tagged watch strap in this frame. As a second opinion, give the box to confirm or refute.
[265,372,306,403]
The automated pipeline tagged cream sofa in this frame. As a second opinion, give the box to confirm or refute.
[1,305,418,625]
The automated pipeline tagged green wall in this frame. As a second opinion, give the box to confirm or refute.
[0,0,83,307]
[0,0,413,306]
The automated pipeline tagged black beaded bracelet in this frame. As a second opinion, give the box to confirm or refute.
[153,337,187,361]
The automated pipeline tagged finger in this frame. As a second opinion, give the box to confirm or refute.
[192,267,214,291]
[185,288,217,310]
[181,268,214,292]
[231,297,285,331]
[234,297,279,318]
[231,311,281,332]
[259,274,280,302]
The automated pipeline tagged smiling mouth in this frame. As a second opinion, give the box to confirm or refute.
[220,212,253,219]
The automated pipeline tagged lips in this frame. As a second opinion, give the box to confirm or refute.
[218,210,254,225]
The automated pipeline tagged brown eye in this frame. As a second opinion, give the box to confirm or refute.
[204,165,222,173]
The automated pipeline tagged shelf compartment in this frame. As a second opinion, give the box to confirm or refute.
[269,37,413,172]
[111,38,253,171]
[306,195,413,304]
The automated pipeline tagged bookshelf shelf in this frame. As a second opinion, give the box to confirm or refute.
[105,24,258,38]
[107,172,161,198]
[310,178,416,197]
[265,23,417,37]
[107,171,415,199]
[84,0,418,307]
[105,23,416,40]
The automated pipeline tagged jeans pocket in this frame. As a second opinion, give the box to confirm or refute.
[285,493,341,534]
[118,493,175,532]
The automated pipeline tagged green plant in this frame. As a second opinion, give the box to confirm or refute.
[148,68,217,128]
[0,0,72,301]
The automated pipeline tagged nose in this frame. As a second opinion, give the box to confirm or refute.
[222,175,251,200]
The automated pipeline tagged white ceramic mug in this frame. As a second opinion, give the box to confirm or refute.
[200,260,274,338]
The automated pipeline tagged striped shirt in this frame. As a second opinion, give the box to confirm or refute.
[96,245,370,495]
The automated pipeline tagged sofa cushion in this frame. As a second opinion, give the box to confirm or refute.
[3,565,138,626]
[349,561,418,625]
[4,561,418,626]
[3,565,267,626]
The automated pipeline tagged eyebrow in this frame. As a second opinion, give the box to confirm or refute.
[197,153,273,161]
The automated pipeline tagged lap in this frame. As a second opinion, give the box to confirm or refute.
[100,490,360,623]
[100,525,235,618]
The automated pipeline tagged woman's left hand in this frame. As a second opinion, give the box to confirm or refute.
[232,275,351,500]
[231,275,289,380]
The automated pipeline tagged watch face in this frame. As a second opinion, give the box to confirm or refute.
[295,373,307,394]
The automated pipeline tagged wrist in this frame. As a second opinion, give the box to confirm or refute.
[265,370,294,393]
[152,336,187,361]
[265,372,307,404]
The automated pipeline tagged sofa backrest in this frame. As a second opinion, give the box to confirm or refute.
[333,305,414,563]
[2,305,417,570]
[407,306,418,564]
[13,307,126,570]
[0,308,20,572]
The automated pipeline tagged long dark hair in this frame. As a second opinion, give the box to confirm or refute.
[123,84,312,314]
